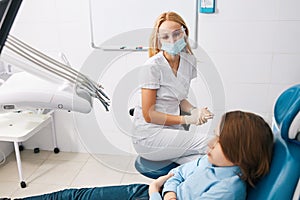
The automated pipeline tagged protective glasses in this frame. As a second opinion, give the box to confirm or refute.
[158,27,186,41]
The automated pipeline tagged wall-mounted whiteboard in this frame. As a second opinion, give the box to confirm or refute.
[89,0,198,50]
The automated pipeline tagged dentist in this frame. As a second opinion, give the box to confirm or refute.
[132,12,214,164]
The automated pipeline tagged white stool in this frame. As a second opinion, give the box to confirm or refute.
[0,110,59,188]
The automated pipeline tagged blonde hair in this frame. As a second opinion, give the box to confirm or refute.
[219,111,274,188]
[148,12,193,57]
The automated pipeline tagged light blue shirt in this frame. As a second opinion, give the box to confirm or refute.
[150,155,246,200]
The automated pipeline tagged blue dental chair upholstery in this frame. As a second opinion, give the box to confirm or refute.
[247,84,300,200]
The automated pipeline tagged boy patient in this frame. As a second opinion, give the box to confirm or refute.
[14,110,274,200]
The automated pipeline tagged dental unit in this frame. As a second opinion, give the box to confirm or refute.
[0,0,110,114]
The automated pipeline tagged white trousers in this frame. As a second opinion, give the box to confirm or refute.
[133,125,213,164]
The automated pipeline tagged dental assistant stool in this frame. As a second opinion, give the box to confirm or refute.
[0,110,60,188]
[129,108,179,179]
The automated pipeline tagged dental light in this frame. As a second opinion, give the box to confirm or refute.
[0,0,110,113]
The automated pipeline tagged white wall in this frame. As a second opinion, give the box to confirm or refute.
[199,0,300,121]
[0,0,299,158]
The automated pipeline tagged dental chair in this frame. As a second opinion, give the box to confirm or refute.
[247,84,300,200]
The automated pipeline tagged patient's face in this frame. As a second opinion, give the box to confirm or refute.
[207,123,234,167]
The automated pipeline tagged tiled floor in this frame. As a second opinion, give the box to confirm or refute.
[0,149,152,199]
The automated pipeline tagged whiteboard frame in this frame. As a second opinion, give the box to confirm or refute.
[88,0,199,51]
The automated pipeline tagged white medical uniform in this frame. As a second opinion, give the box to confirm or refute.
[132,51,210,164]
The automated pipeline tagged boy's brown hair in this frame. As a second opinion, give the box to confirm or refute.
[219,111,274,187]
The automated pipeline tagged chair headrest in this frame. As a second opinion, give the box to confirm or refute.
[274,84,300,144]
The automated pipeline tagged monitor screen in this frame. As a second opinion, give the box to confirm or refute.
[0,0,22,54]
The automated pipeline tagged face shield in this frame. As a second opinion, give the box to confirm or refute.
[157,26,187,55]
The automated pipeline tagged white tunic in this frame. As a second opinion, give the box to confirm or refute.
[133,51,197,139]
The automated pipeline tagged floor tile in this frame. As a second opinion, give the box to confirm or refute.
[27,159,85,185]
[48,151,90,162]
[89,154,132,172]
[70,157,125,188]
[0,150,154,198]
[0,181,19,197]
[0,157,44,182]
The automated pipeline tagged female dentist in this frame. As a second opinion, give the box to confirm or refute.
[132,11,214,164]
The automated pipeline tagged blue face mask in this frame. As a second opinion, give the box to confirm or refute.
[161,37,187,55]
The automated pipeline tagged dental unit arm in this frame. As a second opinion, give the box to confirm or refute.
[0,0,110,113]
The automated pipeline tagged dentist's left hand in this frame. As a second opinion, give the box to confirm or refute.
[194,107,214,125]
